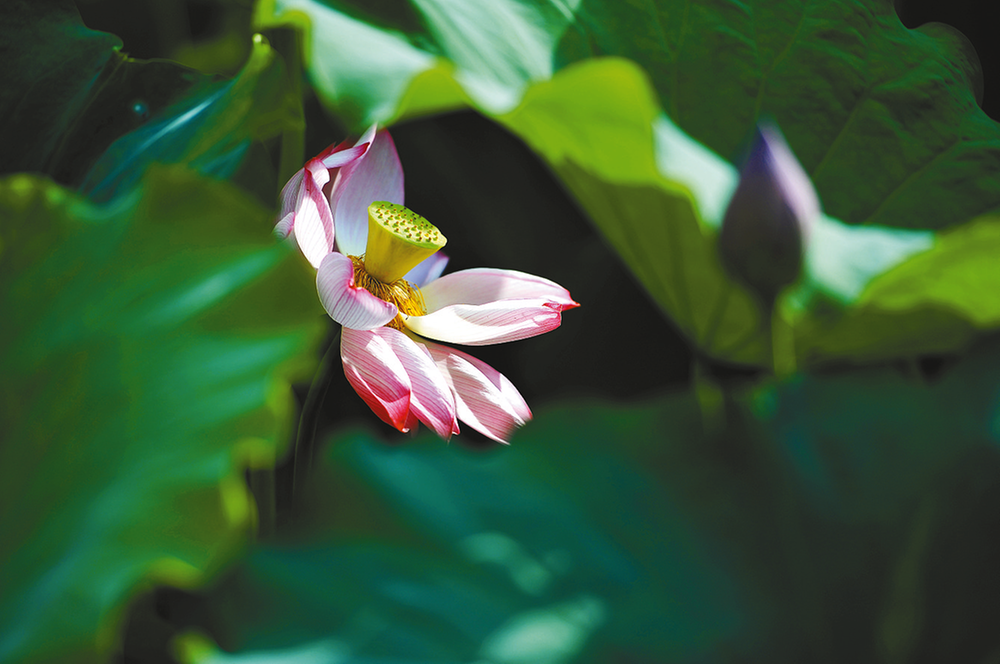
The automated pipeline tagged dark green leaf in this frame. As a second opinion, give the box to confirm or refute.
[0,0,206,185]
[80,34,302,203]
[178,337,1000,663]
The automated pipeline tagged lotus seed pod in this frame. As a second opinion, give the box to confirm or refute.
[719,124,819,302]
[364,201,447,284]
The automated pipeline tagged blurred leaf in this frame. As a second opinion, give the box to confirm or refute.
[256,0,1000,230]
[0,167,324,664]
[177,336,1000,663]
[0,0,207,185]
[0,2,300,204]
[80,34,302,203]
[179,396,750,664]
[755,338,1000,661]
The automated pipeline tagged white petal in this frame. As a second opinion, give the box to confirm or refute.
[404,252,449,288]
[317,253,397,330]
[421,268,578,311]
[293,160,335,268]
[404,298,566,346]
[332,129,405,257]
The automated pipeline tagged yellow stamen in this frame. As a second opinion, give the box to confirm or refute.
[350,255,426,330]
[364,201,447,284]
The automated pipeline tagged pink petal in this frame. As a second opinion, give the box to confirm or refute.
[275,169,305,238]
[274,210,295,240]
[291,159,336,268]
[404,298,568,346]
[421,268,579,311]
[332,129,405,257]
[404,252,449,288]
[273,140,369,252]
[375,328,458,440]
[317,139,367,170]
[402,407,420,434]
[317,252,398,330]
[341,327,412,432]
[425,342,531,444]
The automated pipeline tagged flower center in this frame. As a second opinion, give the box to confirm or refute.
[349,255,426,330]
[350,202,446,330]
[363,201,447,284]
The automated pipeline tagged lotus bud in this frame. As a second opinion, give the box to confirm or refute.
[719,123,819,302]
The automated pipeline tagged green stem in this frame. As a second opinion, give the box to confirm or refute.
[692,357,725,439]
[768,298,796,378]
[292,326,342,500]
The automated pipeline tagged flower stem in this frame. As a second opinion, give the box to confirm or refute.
[692,357,726,439]
[768,298,796,379]
[291,325,342,500]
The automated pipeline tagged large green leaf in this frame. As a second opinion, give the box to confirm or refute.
[178,399,750,664]
[255,0,1000,230]
[502,58,998,367]
[254,0,1000,366]
[0,167,324,664]
[80,34,301,203]
[176,336,1000,663]
[796,211,1000,362]
[0,2,300,204]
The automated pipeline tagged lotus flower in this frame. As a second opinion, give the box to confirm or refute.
[277,126,578,443]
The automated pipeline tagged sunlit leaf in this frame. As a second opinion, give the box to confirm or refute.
[256,0,1000,230]
[0,167,323,664]
[254,0,1000,366]
[796,212,1000,362]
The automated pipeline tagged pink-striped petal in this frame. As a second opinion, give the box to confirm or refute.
[274,210,295,241]
[317,139,368,170]
[402,406,420,435]
[403,298,567,346]
[275,169,305,238]
[274,140,369,248]
[292,159,336,268]
[421,268,579,311]
[341,327,411,432]
[375,328,458,440]
[425,342,530,444]
[317,252,398,330]
[404,252,449,288]
[332,129,405,257]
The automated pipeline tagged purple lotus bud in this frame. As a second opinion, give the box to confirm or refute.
[719,123,819,301]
